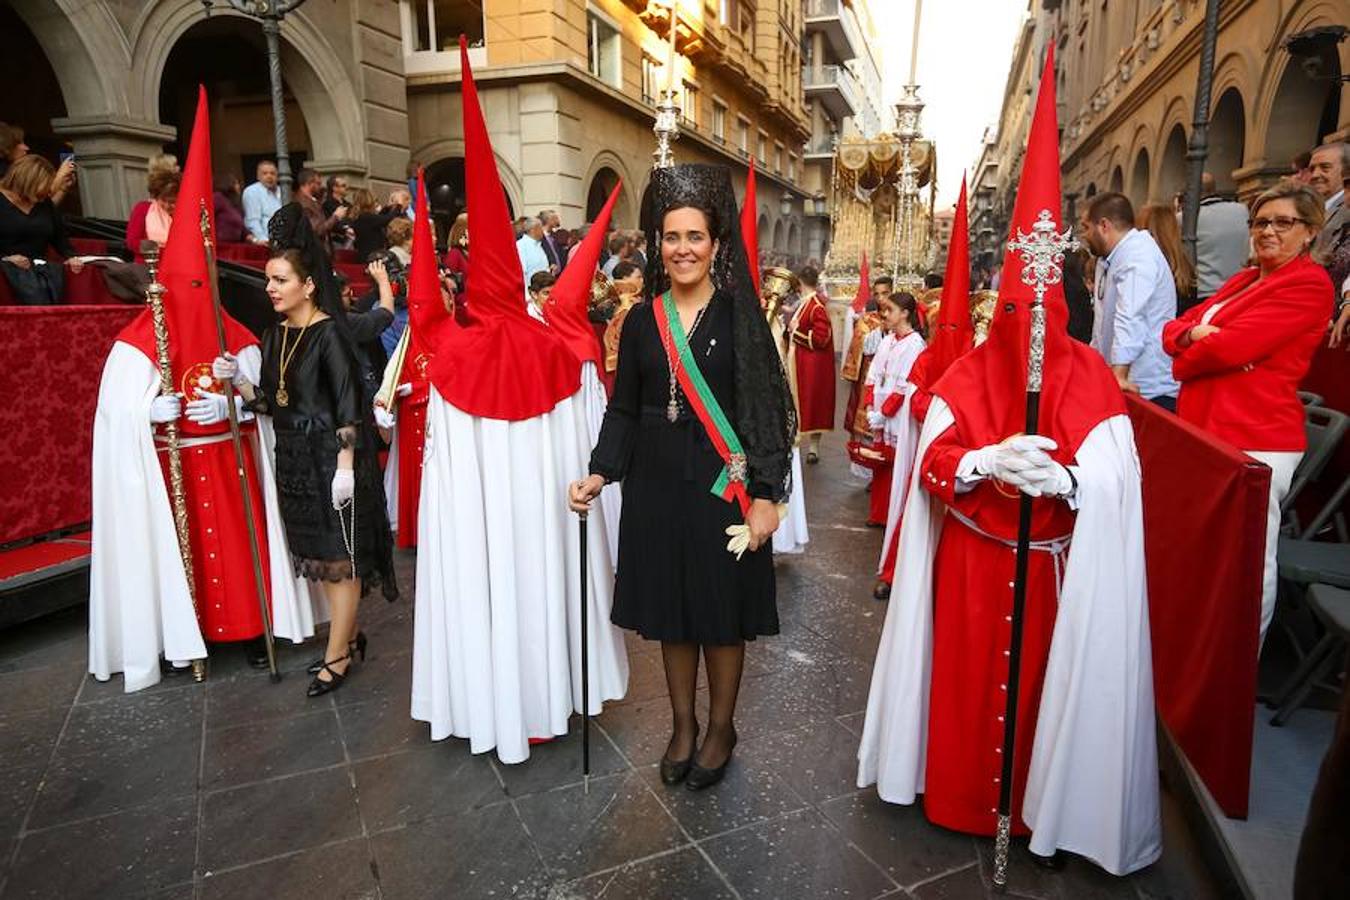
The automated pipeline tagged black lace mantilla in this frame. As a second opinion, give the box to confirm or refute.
[640,164,797,502]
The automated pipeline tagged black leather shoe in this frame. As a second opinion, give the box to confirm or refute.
[686,729,736,791]
[659,725,699,785]
[307,631,367,674]
[1028,849,1066,871]
[246,639,271,670]
[306,655,351,698]
[872,580,891,601]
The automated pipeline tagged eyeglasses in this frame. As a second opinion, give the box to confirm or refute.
[1248,216,1307,234]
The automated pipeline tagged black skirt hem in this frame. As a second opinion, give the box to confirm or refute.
[610,615,778,645]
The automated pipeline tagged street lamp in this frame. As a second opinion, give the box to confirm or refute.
[200,0,312,192]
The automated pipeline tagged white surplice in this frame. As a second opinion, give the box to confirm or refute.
[88,343,324,693]
[773,447,810,554]
[869,331,925,576]
[856,398,1161,876]
[411,385,629,764]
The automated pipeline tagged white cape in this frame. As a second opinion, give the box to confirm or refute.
[89,342,324,693]
[384,420,400,533]
[773,447,809,554]
[411,385,629,764]
[856,398,1160,875]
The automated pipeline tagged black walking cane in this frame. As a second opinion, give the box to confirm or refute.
[578,509,591,794]
[993,211,1077,891]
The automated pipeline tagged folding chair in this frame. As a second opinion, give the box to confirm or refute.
[1269,584,1350,726]
[1297,390,1324,407]
[1281,406,1348,533]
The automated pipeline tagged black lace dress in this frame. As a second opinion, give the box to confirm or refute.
[589,291,778,644]
[250,318,398,600]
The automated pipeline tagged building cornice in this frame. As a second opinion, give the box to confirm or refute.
[407,61,809,196]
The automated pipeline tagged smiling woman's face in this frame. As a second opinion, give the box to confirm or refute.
[1249,197,1314,272]
[660,206,717,290]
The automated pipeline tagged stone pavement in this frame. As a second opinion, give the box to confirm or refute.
[0,428,1220,899]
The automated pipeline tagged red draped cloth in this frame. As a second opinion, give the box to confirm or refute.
[0,306,140,543]
[1127,395,1269,817]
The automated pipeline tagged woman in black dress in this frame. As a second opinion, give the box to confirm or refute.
[570,165,796,789]
[214,204,397,697]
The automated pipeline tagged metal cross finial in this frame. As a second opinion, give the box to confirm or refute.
[1005,209,1078,393]
[1007,209,1077,304]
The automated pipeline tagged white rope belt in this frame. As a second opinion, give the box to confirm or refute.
[947,507,1072,597]
[154,428,252,450]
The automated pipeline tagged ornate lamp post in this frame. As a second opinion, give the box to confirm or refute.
[892,83,926,291]
[652,0,682,169]
[200,0,312,192]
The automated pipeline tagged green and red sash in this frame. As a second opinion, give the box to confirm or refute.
[654,292,751,515]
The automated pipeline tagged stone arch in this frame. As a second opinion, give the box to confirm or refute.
[413,137,524,218]
[7,0,131,118]
[581,150,637,227]
[1158,124,1189,205]
[1109,166,1124,194]
[1252,1,1346,168]
[1129,148,1151,208]
[772,218,787,255]
[788,222,802,261]
[1085,182,1098,198]
[129,0,365,167]
[586,167,625,224]
[1209,87,1247,192]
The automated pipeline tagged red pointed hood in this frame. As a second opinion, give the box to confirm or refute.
[739,158,761,295]
[401,167,447,393]
[851,251,871,314]
[544,181,620,368]
[423,39,580,420]
[118,85,256,429]
[931,46,1121,457]
[920,177,973,382]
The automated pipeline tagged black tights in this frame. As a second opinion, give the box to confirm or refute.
[660,641,744,768]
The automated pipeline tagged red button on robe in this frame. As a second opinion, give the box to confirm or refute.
[918,427,1075,837]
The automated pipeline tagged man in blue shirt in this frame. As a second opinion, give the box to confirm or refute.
[1080,192,1180,410]
[515,217,549,303]
[241,160,283,243]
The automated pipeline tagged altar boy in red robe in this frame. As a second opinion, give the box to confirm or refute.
[788,266,835,463]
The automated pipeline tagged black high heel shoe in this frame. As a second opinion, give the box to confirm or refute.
[686,727,737,791]
[306,654,352,698]
[659,725,700,786]
[307,631,367,675]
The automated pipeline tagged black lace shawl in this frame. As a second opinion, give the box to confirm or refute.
[640,165,797,502]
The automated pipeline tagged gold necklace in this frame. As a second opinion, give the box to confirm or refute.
[276,305,318,407]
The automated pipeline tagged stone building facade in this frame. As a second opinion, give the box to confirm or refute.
[5,0,891,263]
[975,0,1349,263]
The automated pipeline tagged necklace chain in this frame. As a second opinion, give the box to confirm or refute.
[276,306,318,406]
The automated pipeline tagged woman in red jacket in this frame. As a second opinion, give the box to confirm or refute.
[1163,182,1334,646]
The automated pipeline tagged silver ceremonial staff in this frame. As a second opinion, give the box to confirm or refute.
[993,209,1077,890]
[198,201,281,683]
[143,241,208,683]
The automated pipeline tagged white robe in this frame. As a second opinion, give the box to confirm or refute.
[411,385,629,764]
[773,447,810,554]
[89,343,324,693]
[870,332,925,576]
[856,398,1161,876]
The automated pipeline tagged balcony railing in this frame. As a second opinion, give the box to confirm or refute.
[804,0,861,62]
[802,65,859,119]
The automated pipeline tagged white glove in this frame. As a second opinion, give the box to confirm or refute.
[396,382,414,398]
[149,394,182,424]
[331,469,355,509]
[212,353,245,386]
[967,435,1074,498]
[866,410,887,430]
[184,390,237,426]
[373,404,396,430]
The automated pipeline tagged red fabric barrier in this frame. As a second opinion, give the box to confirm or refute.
[215,242,269,267]
[0,264,125,306]
[69,237,111,257]
[0,305,140,543]
[1127,395,1270,817]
